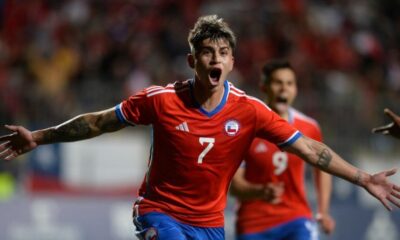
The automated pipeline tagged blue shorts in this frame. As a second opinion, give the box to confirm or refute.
[134,211,225,240]
[237,218,319,240]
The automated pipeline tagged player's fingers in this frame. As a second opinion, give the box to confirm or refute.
[372,124,392,133]
[386,169,398,177]
[385,168,397,177]
[273,188,284,198]
[319,219,333,234]
[4,125,19,132]
[270,198,281,204]
[380,198,393,211]
[387,195,400,209]
[330,220,336,233]
[324,225,334,235]
[393,184,400,192]
[0,146,13,158]
[384,108,399,121]
[4,151,18,161]
[0,133,13,142]
[382,130,390,135]
[266,182,284,195]
[0,141,10,151]
[277,182,284,187]
[275,182,284,190]
[391,190,400,199]
[267,182,283,187]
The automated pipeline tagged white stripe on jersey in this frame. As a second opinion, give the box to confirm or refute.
[229,90,245,97]
[165,83,175,88]
[146,86,165,94]
[290,108,319,127]
[228,83,245,94]
[146,85,164,91]
[146,84,189,97]
[247,96,272,111]
[228,87,272,111]
[147,89,176,97]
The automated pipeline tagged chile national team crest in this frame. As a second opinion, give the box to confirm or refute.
[224,119,240,136]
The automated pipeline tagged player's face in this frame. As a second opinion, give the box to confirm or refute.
[189,38,234,91]
[264,68,297,115]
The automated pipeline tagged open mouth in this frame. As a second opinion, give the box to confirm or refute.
[276,96,288,103]
[209,68,222,83]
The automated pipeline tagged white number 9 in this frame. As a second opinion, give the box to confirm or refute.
[272,152,288,175]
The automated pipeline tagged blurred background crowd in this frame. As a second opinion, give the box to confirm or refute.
[2,0,400,151]
[0,0,399,185]
[0,1,400,239]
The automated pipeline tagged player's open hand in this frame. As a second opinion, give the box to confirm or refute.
[364,168,400,211]
[316,212,335,235]
[372,108,400,139]
[262,182,284,204]
[0,125,37,161]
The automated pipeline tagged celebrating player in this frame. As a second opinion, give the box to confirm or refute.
[1,15,399,240]
[372,108,400,139]
[230,60,335,240]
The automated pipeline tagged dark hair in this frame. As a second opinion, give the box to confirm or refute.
[261,60,293,85]
[188,15,236,54]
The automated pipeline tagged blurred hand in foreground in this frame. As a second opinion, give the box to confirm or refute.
[372,108,400,139]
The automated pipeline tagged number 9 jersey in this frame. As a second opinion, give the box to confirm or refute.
[236,108,322,235]
[115,80,301,228]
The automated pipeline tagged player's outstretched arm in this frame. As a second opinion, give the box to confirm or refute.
[284,136,400,211]
[0,107,125,161]
[372,108,400,139]
[230,167,284,203]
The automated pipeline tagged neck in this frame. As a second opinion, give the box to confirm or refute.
[268,103,290,121]
[279,111,289,121]
[192,79,225,112]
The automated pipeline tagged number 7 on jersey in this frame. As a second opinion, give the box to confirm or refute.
[198,137,215,164]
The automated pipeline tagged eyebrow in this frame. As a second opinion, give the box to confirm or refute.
[200,46,230,52]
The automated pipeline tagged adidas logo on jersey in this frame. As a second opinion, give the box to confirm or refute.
[175,122,190,132]
[255,142,268,153]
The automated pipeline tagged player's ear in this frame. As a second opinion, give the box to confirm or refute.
[229,56,235,70]
[187,54,195,69]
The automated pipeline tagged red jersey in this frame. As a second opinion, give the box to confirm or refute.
[236,108,322,234]
[115,80,301,227]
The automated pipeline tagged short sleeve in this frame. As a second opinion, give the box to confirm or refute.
[115,89,155,126]
[253,100,302,148]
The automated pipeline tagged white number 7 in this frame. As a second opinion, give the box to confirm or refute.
[198,137,215,164]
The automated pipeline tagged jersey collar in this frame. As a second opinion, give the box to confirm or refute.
[288,107,294,124]
[189,79,230,118]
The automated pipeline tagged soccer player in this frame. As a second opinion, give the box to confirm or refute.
[0,15,399,240]
[230,60,335,240]
[372,108,400,139]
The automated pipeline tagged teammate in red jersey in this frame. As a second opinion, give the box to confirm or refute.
[372,108,400,139]
[1,15,400,240]
[231,60,335,240]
